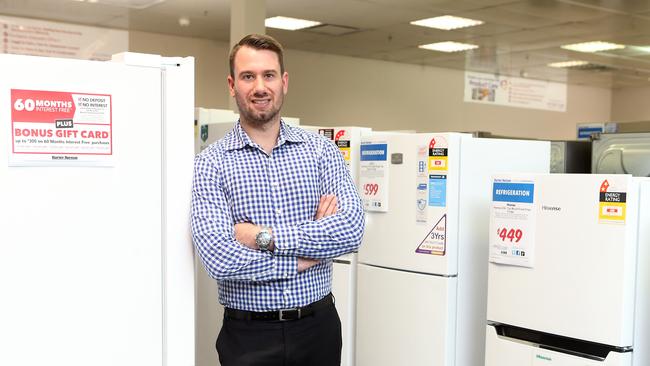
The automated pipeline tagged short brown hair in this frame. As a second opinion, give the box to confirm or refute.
[229,34,285,78]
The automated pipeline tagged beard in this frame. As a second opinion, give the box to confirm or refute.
[234,90,284,126]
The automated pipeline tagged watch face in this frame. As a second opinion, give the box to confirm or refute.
[256,230,272,251]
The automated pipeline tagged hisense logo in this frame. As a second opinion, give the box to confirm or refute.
[535,354,552,361]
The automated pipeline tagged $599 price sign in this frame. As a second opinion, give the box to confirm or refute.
[495,227,523,243]
[363,183,379,196]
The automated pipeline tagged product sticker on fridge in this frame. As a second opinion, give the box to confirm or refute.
[415,213,447,255]
[489,179,537,267]
[359,142,389,212]
[9,89,113,166]
[598,179,627,224]
[428,135,448,207]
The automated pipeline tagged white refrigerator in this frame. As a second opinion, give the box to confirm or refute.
[302,125,371,366]
[355,132,549,366]
[485,173,650,366]
[0,52,195,366]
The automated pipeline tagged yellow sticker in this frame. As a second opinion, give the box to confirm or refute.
[429,156,448,171]
[599,201,626,221]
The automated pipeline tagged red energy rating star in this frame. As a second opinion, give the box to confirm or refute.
[496,227,523,243]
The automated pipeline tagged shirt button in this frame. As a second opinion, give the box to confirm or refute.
[276,209,282,215]
[284,289,290,295]
[284,272,289,278]
[271,181,279,187]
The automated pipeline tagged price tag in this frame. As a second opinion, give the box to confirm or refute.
[359,142,389,212]
[489,179,536,268]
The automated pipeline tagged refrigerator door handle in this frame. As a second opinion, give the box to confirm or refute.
[487,322,632,361]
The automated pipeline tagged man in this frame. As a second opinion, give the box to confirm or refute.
[191,34,365,366]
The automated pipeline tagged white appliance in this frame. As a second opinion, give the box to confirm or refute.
[485,173,650,366]
[592,132,650,177]
[355,132,550,366]
[193,109,300,366]
[302,125,371,366]
[0,53,195,366]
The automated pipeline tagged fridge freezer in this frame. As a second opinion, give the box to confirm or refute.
[485,174,650,366]
[356,132,550,366]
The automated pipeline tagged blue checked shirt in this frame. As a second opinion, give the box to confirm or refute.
[191,120,365,312]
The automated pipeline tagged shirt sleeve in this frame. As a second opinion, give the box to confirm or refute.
[273,139,365,259]
[191,153,298,282]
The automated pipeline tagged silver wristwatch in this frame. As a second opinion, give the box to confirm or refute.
[255,226,274,252]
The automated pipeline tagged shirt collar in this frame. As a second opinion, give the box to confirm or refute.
[224,119,304,151]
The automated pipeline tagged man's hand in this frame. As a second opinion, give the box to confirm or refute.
[297,258,320,272]
[315,194,338,220]
[234,222,274,251]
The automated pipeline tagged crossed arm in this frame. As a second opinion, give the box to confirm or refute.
[234,194,338,272]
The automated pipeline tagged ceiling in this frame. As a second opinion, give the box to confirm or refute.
[2,0,650,88]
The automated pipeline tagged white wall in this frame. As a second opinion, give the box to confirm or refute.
[130,30,612,140]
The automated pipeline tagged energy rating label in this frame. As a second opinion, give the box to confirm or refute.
[489,179,537,268]
[598,179,627,224]
[10,89,113,166]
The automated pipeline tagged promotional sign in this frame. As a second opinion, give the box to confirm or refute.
[359,142,388,212]
[0,15,128,61]
[10,89,113,166]
[465,71,567,112]
[489,179,537,267]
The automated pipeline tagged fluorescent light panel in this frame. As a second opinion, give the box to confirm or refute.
[265,16,322,31]
[411,15,483,30]
[548,60,589,68]
[561,41,625,53]
[419,41,478,52]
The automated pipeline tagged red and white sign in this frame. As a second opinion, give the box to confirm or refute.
[10,89,113,166]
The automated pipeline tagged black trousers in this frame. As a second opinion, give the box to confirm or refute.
[216,301,342,366]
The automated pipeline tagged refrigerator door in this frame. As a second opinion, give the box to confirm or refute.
[592,133,650,177]
[0,53,195,366]
[356,264,457,366]
[487,174,640,347]
[358,133,464,276]
[485,325,632,366]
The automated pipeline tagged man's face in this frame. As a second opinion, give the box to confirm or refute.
[228,46,288,126]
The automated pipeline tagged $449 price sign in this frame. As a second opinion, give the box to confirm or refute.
[363,183,379,196]
[496,227,523,243]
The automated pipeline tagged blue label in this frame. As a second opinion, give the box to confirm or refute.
[360,143,387,161]
[577,126,603,139]
[429,175,447,207]
[492,182,534,203]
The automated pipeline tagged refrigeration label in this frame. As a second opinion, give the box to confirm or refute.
[489,180,537,268]
[9,89,113,166]
[598,179,626,224]
[359,142,388,212]
[416,214,446,255]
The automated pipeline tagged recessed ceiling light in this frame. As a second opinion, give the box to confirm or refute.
[561,41,625,53]
[265,16,322,31]
[411,15,483,30]
[548,60,589,68]
[419,41,478,52]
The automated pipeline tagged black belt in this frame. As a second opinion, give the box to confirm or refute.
[224,293,334,322]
